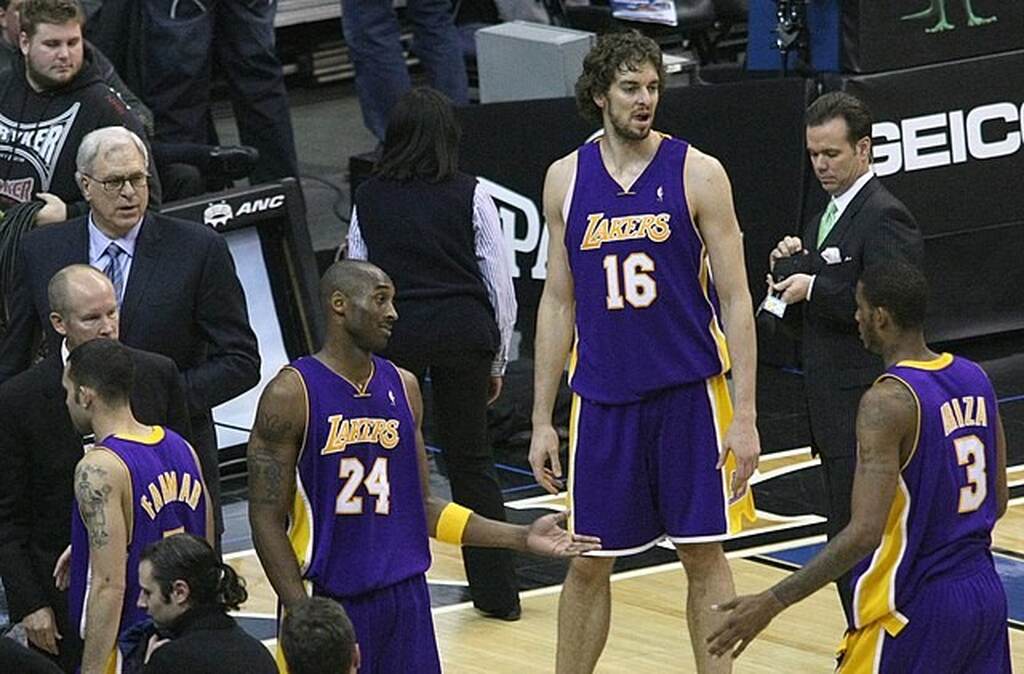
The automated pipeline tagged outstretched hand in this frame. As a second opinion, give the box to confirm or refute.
[525,511,600,557]
[706,591,785,660]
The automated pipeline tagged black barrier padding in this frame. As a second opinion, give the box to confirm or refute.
[843,0,1024,73]
[845,50,1024,236]
[457,77,813,355]
[842,50,1024,340]
[923,226,1024,340]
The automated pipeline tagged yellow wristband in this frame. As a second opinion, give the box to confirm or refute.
[435,503,473,545]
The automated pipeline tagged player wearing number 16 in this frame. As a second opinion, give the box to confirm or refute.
[247,260,601,674]
[709,261,1010,672]
[530,30,760,674]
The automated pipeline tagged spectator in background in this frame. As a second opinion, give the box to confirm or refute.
[139,0,298,184]
[136,534,277,674]
[0,265,190,672]
[0,0,260,200]
[0,126,261,549]
[347,86,520,620]
[0,0,160,222]
[342,0,468,142]
[280,598,359,674]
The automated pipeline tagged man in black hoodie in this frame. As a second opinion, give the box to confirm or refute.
[0,0,158,225]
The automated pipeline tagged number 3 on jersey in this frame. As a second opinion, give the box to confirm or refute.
[954,435,987,513]
[336,457,390,515]
[603,252,657,310]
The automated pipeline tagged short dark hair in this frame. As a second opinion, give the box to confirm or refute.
[575,30,665,125]
[281,597,357,674]
[141,534,247,610]
[374,87,460,183]
[19,0,83,38]
[806,91,873,146]
[67,338,133,404]
[859,260,928,330]
[318,259,386,311]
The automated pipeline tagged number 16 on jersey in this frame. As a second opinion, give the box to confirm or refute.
[603,252,657,310]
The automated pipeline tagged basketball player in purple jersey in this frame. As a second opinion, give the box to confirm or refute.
[59,338,212,674]
[709,260,1010,673]
[529,31,760,674]
[247,260,600,674]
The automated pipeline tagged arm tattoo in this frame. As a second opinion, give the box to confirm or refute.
[771,528,870,608]
[248,444,286,506]
[75,464,113,549]
[256,410,295,443]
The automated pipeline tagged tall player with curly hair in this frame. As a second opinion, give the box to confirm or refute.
[530,31,761,673]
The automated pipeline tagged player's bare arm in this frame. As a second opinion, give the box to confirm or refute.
[686,148,760,496]
[995,410,1008,519]
[529,154,578,494]
[75,450,129,674]
[247,368,307,609]
[707,379,913,659]
[402,369,600,557]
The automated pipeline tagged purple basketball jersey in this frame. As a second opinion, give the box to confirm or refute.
[565,135,729,404]
[287,355,430,598]
[69,427,208,640]
[849,354,1001,633]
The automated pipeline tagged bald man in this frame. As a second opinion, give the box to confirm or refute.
[0,264,190,672]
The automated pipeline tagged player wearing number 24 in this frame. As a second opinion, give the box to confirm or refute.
[709,261,1010,673]
[247,261,601,674]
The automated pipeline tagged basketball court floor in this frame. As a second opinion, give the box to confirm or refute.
[217,333,1024,672]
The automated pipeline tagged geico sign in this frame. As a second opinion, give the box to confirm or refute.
[478,177,547,281]
[872,102,1023,177]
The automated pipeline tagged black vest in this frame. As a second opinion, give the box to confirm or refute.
[355,172,498,360]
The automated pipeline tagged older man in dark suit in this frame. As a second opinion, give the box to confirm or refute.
[768,91,924,618]
[0,126,260,547]
[0,265,191,672]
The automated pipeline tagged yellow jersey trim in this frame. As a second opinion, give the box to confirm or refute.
[895,352,953,371]
[707,375,755,532]
[852,476,912,634]
[284,366,313,575]
[567,393,582,537]
[113,426,165,446]
[875,374,922,471]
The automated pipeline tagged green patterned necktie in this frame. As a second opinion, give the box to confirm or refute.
[817,200,838,247]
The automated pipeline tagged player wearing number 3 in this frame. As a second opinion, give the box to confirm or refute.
[709,262,1010,673]
[248,260,601,673]
[529,31,760,674]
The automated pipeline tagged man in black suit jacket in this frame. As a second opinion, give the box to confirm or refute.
[768,92,924,618]
[0,126,260,546]
[0,265,192,672]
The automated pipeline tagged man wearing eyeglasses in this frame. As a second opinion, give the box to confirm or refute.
[0,126,260,554]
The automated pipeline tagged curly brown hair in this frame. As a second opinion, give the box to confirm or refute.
[575,30,666,125]
[19,0,83,38]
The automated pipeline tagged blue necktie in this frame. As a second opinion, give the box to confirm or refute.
[102,242,125,305]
